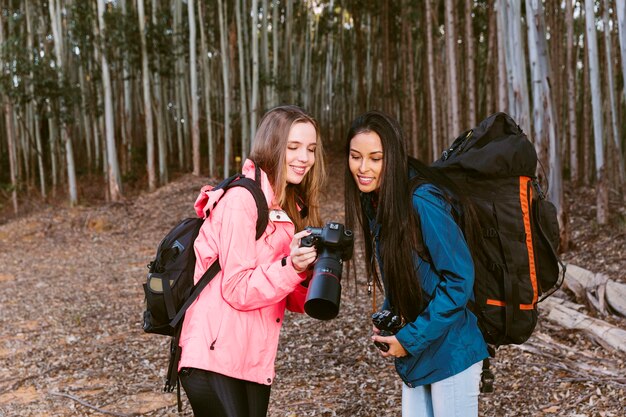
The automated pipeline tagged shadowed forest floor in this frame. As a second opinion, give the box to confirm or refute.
[0,162,624,416]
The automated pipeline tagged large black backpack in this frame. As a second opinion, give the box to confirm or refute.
[430,112,565,348]
[142,166,268,407]
[425,112,565,393]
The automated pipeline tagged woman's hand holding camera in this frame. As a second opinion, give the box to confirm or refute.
[289,229,317,273]
[372,329,408,358]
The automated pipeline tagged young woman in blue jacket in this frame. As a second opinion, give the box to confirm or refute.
[344,111,489,417]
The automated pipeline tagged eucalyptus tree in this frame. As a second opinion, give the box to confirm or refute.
[603,0,625,195]
[250,0,259,144]
[526,0,564,243]
[48,0,78,206]
[497,0,531,136]
[584,0,609,224]
[465,0,476,128]
[618,0,626,103]
[197,0,216,177]
[445,0,460,136]
[0,10,18,214]
[565,0,578,184]
[425,0,438,161]
[218,0,231,177]
[188,0,200,176]
[97,0,122,201]
[235,0,250,160]
[137,0,156,191]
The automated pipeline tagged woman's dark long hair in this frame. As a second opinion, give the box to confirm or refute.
[344,111,480,322]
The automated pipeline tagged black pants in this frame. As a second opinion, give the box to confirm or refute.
[179,367,271,417]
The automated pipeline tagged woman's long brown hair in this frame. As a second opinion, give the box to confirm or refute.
[249,105,326,230]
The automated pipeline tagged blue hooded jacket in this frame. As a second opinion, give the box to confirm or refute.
[366,182,489,387]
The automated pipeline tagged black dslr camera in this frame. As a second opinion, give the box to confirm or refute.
[371,310,404,352]
[301,222,354,320]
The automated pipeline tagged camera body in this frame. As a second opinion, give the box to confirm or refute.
[302,222,354,320]
[371,310,404,352]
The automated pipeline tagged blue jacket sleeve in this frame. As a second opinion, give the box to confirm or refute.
[394,185,475,357]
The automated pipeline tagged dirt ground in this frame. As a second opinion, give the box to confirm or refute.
[0,168,624,417]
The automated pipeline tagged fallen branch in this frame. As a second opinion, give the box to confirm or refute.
[48,391,139,417]
[541,297,626,353]
[564,264,626,317]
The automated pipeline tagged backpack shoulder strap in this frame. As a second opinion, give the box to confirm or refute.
[220,174,269,240]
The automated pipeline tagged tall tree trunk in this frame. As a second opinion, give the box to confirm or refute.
[444,0,460,135]
[526,0,565,247]
[198,0,216,177]
[425,0,439,161]
[188,0,201,176]
[566,0,578,184]
[235,0,250,159]
[97,0,123,201]
[250,0,259,145]
[24,0,46,198]
[122,0,133,175]
[49,0,77,205]
[603,0,626,195]
[465,0,476,128]
[137,0,156,191]
[152,0,167,185]
[498,0,531,136]
[617,0,626,104]
[218,0,232,176]
[1,10,18,213]
[584,0,609,224]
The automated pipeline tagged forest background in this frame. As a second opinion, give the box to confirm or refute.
[1,0,625,237]
[1,1,626,416]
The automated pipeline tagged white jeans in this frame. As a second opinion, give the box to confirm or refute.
[402,361,483,417]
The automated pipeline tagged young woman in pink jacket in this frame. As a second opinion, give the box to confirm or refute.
[178,105,326,416]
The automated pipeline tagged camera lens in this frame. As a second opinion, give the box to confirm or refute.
[304,251,343,320]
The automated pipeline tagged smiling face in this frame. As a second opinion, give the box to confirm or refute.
[285,121,318,185]
[348,131,384,193]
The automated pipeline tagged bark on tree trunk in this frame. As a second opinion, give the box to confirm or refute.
[218,0,232,176]
[97,0,123,201]
[188,0,201,176]
[444,0,460,135]
[584,0,609,225]
[137,0,156,191]
[425,0,439,162]
[566,0,578,185]
[465,0,476,128]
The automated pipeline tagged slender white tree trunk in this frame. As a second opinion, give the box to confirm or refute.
[603,0,625,192]
[1,13,18,213]
[218,0,232,176]
[526,0,564,241]
[137,0,156,191]
[617,0,626,104]
[271,0,279,106]
[198,0,216,177]
[566,0,578,184]
[444,0,460,135]
[188,0,200,176]
[24,0,46,198]
[122,0,133,174]
[49,0,77,205]
[584,0,609,224]
[97,0,123,201]
[151,0,167,185]
[497,0,531,136]
[235,0,250,159]
[250,0,259,143]
[465,0,476,128]
[425,0,439,161]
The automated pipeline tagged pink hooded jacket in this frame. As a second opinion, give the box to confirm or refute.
[178,159,309,385]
